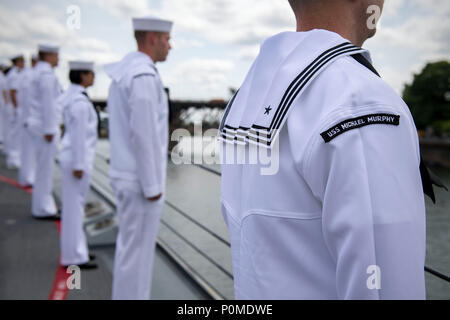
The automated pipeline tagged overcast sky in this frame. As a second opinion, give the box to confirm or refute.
[0,0,448,101]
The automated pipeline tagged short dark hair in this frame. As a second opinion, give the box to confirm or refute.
[69,70,91,84]
[134,30,163,44]
[134,30,148,43]
[11,57,24,65]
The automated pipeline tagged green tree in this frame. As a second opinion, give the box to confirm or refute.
[403,61,450,132]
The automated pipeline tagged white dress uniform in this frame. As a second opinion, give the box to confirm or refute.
[219,30,426,300]
[5,66,22,168]
[105,50,169,299]
[59,79,98,266]
[28,53,62,218]
[18,66,36,186]
[105,16,172,300]
[0,71,7,147]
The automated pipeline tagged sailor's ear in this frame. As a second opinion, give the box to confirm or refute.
[146,32,158,46]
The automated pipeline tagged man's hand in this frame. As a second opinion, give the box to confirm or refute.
[44,134,54,143]
[73,170,84,179]
[147,193,162,202]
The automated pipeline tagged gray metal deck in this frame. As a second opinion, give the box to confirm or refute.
[0,150,210,300]
[92,140,234,299]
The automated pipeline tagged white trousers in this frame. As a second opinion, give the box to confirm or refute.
[6,107,21,168]
[31,133,57,217]
[60,166,90,266]
[1,106,9,155]
[18,124,36,186]
[111,180,163,300]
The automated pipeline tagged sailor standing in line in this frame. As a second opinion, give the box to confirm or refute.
[105,16,172,300]
[219,0,427,299]
[28,44,62,219]
[59,61,98,269]
[5,55,25,169]
[0,64,8,149]
[18,54,39,187]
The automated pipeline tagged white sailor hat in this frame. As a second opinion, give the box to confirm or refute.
[38,44,59,53]
[132,16,173,33]
[10,54,24,61]
[69,60,94,71]
[31,53,39,61]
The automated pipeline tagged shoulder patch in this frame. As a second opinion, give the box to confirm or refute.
[320,113,400,143]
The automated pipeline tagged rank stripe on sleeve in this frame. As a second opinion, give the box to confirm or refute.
[320,113,400,143]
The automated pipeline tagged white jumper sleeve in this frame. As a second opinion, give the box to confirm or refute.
[40,73,58,135]
[128,74,163,198]
[9,71,19,108]
[300,106,426,299]
[70,100,89,171]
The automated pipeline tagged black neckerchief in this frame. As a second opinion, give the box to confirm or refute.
[81,91,101,135]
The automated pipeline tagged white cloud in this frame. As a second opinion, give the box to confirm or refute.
[165,58,234,100]
[0,0,448,100]
[171,38,205,50]
[154,0,295,51]
[367,0,450,94]
[0,3,119,66]
[83,0,152,18]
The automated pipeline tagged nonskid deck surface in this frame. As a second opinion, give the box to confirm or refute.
[0,152,209,300]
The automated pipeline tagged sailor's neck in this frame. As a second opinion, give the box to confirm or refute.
[297,22,364,47]
[137,49,156,64]
[294,5,367,47]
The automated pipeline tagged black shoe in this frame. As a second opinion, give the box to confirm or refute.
[64,262,98,270]
[77,262,98,270]
[89,254,96,261]
[33,214,61,221]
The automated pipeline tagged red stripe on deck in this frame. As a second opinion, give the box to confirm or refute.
[48,221,70,300]
[0,175,33,194]
[0,174,69,300]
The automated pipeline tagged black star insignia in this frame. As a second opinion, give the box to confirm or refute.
[264,106,272,115]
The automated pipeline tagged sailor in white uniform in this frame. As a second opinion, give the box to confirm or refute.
[0,65,8,149]
[5,55,25,169]
[28,44,62,219]
[105,16,172,300]
[59,61,98,269]
[219,0,426,299]
[18,54,38,187]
